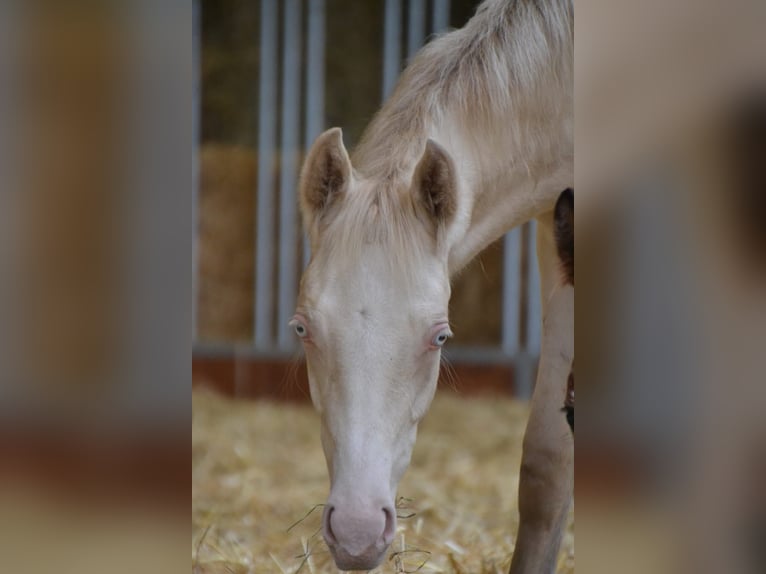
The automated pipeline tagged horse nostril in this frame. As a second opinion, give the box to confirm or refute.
[382,506,396,545]
[324,505,337,545]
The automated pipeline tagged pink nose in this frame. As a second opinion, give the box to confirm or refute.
[322,503,396,570]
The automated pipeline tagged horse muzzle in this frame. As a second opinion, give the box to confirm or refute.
[322,498,396,570]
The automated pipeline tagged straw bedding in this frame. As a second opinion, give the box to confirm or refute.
[192,389,574,573]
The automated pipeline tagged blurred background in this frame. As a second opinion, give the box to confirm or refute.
[0,3,190,573]
[191,0,544,401]
[0,0,761,572]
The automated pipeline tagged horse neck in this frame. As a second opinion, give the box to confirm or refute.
[438,118,573,274]
[352,110,571,275]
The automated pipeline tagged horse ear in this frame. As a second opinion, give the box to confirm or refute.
[299,127,352,235]
[554,188,574,285]
[413,139,457,231]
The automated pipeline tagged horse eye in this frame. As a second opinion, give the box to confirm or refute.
[432,329,452,347]
[289,317,309,338]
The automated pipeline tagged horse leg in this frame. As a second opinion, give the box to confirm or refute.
[509,213,574,574]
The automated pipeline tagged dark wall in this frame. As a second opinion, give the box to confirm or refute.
[200,0,482,147]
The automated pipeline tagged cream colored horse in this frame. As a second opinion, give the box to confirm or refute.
[294,1,573,571]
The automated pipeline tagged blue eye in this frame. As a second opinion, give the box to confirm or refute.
[290,319,309,338]
[432,329,452,347]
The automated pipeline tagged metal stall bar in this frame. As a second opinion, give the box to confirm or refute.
[407,0,426,58]
[276,0,303,349]
[382,0,402,100]
[526,220,541,356]
[501,228,522,357]
[192,0,201,339]
[0,3,20,384]
[255,0,278,348]
[431,0,451,33]
[303,0,326,270]
[305,0,325,147]
[513,220,542,398]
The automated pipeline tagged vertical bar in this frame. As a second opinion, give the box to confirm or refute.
[277,0,302,349]
[191,0,201,340]
[407,0,426,58]
[0,2,19,384]
[255,0,278,348]
[382,0,402,99]
[501,228,522,356]
[431,0,450,33]
[303,0,326,270]
[526,220,542,356]
[304,0,325,149]
[515,221,542,400]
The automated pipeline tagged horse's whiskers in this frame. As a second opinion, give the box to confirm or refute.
[278,349,309,400]
[439,355,460,392]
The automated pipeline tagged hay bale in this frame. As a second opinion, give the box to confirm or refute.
[192,389,574,573]
[197,144,258,342]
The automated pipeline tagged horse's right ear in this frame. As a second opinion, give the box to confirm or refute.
[299,127,351,237]
[413,139,458,233]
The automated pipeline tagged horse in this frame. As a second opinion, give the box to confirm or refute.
[294,0,573,571]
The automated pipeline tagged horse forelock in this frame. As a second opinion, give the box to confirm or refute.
[309,182,439,288]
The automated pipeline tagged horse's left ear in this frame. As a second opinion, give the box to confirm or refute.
[413,139,457,231]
